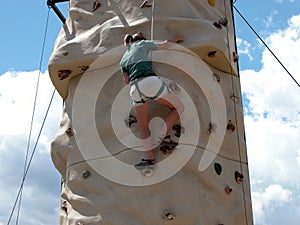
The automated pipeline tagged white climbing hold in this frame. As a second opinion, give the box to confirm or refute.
[142,168,154,177]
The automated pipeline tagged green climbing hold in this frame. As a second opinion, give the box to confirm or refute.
[214,162,222,175]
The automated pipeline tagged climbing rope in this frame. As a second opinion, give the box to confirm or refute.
[6,8,58,225]
[233,5,300,88]
[150,0,155,41]
[224,2,250,225]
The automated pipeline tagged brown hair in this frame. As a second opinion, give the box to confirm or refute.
[123,32,146,45]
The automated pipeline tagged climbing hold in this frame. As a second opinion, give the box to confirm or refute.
[213,73,220,83]
[172,124,184,137]
[235,171,244,184]
[219,18,228,27]
[207,122,217,135]
[78,66,89,72]
[214,162,222,175]
[125,114,137,128]
[58,70,72,80]
[230,95,239,103]
[169,81,181,94]
[208,51,217,58]
[208,0,215,7]
[62,51,69,56]
[225,186,233,195]
[142,168,154,177]
[163,211,175,220]
[227,120,236,132]
[82,170,91,179]
[233,52,239,62]
[92,0,101,11]
[66,127,74,136]
[213,22,222,30]
[61,201,68,213]
[140,0,152,8]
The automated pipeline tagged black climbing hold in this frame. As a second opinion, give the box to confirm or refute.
[219,18,228,26]
[214,162,222,175]
[125,114,137,128]
[163,211,175,220]
[61,200,68,213]
[62,51,69,56]
[208,50,217,58]
[82,170,91,179]
[58,70,72,80]
[207,122,216,135]
[140,0,152,8]
[92,0,101,11]
[78,66,89,72]
[213,73,220,83]
[213,22,222,30]
[227,120,236,132]
[235,171,244,184]
[172,124,183,137]
[66,127,74,136]
[233,52,239,62]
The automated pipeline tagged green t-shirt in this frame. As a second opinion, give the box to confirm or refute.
[120,40,158,83]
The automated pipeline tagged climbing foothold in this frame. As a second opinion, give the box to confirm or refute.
[78,66,89,72]
[172,124,184,137]
[233,52,239,62]
[213,22,222,30]
[66,127,74,136]
[213,73,220,83]
[225,186,233,195]
[82,170,91,179]
[219,18,228,26]
[61,201,68,213]
[207,122,217,135]
[235,171,244,184]
[125,114,137,128]
[214,162,222,175]
[142,168,154,177]
[208,51,217,58]
[62,51,69,56]
[92,0,101,11]
[140,0,152,8]
[208,0,215,7]
[163,211,175,220]
[58,70,72,80]
[230,95,239,103]
[227,120,236,132]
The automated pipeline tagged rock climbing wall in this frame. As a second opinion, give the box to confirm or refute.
[49,0,254,225]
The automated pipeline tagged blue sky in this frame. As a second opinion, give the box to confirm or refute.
[1,0,300,225]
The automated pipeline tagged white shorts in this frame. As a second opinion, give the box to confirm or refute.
[130,76,171,106]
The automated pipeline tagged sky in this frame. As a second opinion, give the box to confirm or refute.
[0,0,300,225]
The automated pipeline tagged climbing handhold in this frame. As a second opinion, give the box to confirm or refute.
[219,18,228,27]
[92,0,101,11]
[227,120,236,132]
[235,171,244,184]
[172,124,184,137]
[208,0,215,7]
[82,170,91,179]
[62,51,69,56]
[213,73,220,83]
[140,0,152,8]
[58,70,72,80]
[142,168,154,177]
[78,66,89,72]
[125,114,137,128]
[225,186,233,195]
[169,81,181,94]
[163,211,175,220]
[213,22,222,30]
[233,52,239,62]
[207,122,217,135]
[61,201,68,213]
[214,162,222,175]
[230,95,239,103]
[66,127,74,136]
[208,51,217,58]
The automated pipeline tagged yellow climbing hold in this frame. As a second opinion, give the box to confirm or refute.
[208,0,215,7]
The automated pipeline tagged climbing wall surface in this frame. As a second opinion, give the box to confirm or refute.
[49,0,254,225]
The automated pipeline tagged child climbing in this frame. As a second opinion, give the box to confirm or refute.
[120,32,185,169]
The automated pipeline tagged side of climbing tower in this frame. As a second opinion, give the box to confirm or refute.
[49,1,254,225]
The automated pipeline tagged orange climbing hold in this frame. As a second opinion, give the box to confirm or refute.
[208,0,215,7]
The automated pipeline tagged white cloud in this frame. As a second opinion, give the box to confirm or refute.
[237,37,254,61]
[241,13,300,225]
[0,71,62,225]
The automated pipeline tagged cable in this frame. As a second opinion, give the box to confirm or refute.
[233,5,300,88]
[6,8,52,225]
